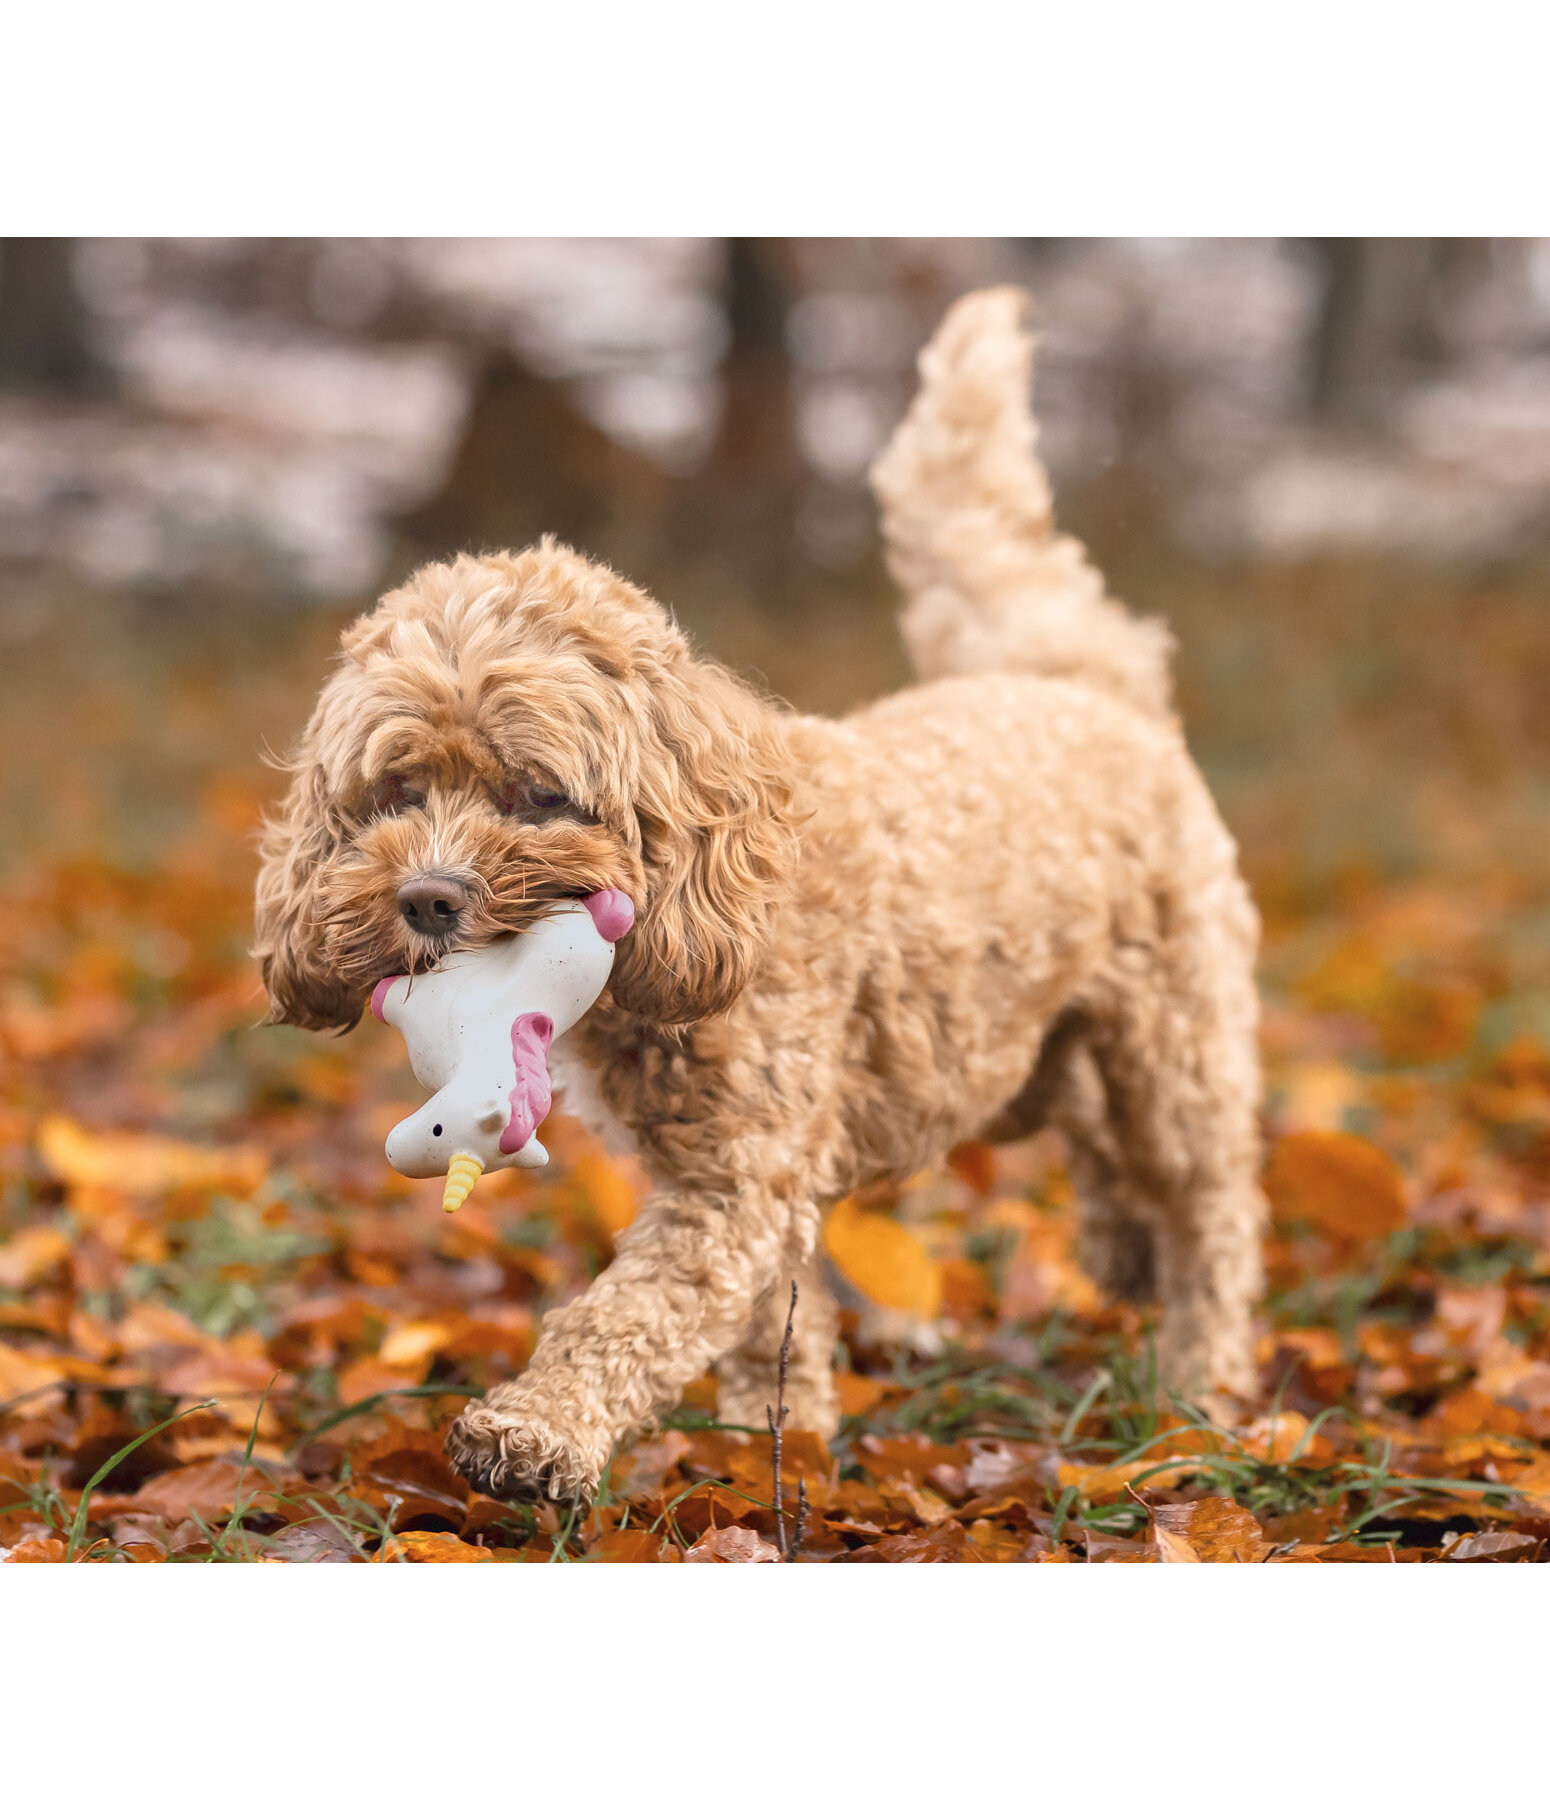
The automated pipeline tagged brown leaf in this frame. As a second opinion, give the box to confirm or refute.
[125,1453,307,1523]
[260,1518,367,1563]
[615,1430,691,1497]
[683,1524,781,1563]
[1444,1531,1539,1562]
[862,1521,968,1562]
[854,1433,969,1488]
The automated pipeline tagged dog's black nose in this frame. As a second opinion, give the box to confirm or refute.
[397,874,467,938]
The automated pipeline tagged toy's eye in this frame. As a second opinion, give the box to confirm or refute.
[367,772,426,817]
[432,1124,443,1137]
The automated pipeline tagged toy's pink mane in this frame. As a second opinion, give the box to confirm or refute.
[500,1013,554,1155]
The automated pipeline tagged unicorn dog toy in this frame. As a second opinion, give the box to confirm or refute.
[372,889,634,1213]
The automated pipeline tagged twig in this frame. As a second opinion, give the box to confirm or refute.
[766,1280,798,1561]
[793,1476,809,1561]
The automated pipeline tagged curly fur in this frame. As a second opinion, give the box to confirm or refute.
[256,286,1265,1503]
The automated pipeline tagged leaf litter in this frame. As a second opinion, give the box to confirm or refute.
[7,600,1550,1564]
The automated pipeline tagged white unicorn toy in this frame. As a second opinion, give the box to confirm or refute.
[371,889,634,1213]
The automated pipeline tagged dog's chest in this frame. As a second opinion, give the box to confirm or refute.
[547,1037,641,1158]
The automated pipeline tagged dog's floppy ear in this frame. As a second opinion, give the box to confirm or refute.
[608,651,797,1026]
[253,757,363,1031]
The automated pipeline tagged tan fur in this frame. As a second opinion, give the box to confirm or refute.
[256,287,1265,1503]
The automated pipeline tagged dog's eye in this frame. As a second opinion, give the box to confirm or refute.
[493,779,570,817]
[367,773,426,816]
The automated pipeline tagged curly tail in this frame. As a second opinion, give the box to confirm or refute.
[869,286,1173,717]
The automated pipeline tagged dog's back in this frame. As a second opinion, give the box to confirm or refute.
[869,287,1173,720]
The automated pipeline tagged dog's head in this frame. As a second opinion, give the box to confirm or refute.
[254,542,797,1032]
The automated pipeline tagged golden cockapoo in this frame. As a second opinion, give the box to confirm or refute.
[255,288,1264,1502]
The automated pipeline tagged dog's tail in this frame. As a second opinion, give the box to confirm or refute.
[869,286,1173,717]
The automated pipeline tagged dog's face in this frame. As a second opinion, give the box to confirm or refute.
[254,543,796,1033]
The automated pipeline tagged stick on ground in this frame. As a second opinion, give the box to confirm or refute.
[767,1279,800,1561]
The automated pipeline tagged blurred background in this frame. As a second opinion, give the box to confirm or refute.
[4,235,1550,1139]
[2,237,1549,882]
[5,241,1550,1552]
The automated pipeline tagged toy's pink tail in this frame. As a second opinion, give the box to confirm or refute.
[869,286,1173,718]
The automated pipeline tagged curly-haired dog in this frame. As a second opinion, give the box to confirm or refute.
[254,288,1265,1502]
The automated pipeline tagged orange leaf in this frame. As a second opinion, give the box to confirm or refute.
[1055,1457,1195,1502]
[37,1115,267,1196]
[1147,1494,1265,1563]
[377,1320,454,1370]
[4,1536,70,1562]
[946,1140,997,1197]
[380,1530,492,1563]
[1264,1130,1407,1242]
[823,1193,942,1318]
[0,1225,71,1288]
[569,1150,641,1238]
[591,1529,665,1562]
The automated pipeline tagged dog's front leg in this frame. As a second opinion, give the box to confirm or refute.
[446,1182,806,1504]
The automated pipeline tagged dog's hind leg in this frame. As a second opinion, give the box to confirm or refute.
[1078,862,1265,1399]
[979,1011,1158,1304]
[713,1259,840,1439]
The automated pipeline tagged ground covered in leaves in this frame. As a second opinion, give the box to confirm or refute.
[5,575,1550,1563]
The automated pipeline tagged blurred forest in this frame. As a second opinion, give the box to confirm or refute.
[4,239,1550,1563]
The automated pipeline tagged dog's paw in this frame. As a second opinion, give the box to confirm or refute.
[445,1400,608,1505]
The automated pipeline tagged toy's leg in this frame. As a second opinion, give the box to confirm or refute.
[446,1183,816,1503]
[713,1258,839,1439]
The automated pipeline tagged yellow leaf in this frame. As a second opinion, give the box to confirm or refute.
[823,1193,942,1318]
[378,1321,453,1369]
[1153,1525,1200,1562]
[37,1115,267,1196]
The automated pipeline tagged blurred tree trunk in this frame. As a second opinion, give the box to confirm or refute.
[0,239,107,394]
[670,238,805,589]
[1306,238,1473,427]
[716,238,800,488]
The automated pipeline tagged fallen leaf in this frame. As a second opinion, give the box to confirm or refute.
[1147,1494,1265,1563]
[590,1529,665,1562]
[37,1114,267,1196]
[683,1524,781,1563]
[824,1193,942,1318]
[3,1536,70,1562]
[1264,1130,1408,1241]
[0,1225,72,1288]
[123,1453,307,1524]
[1056,1457,1194,1502]
[381,1530,493,1563]
[1444,1530,1539,1562]
[260,1518,367,1563]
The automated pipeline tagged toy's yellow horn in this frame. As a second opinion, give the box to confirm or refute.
[442,1151,484,1214]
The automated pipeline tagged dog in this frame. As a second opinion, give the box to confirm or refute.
[254,287,1265,1502]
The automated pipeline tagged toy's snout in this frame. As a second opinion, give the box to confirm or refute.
[383,1085,551,1181]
